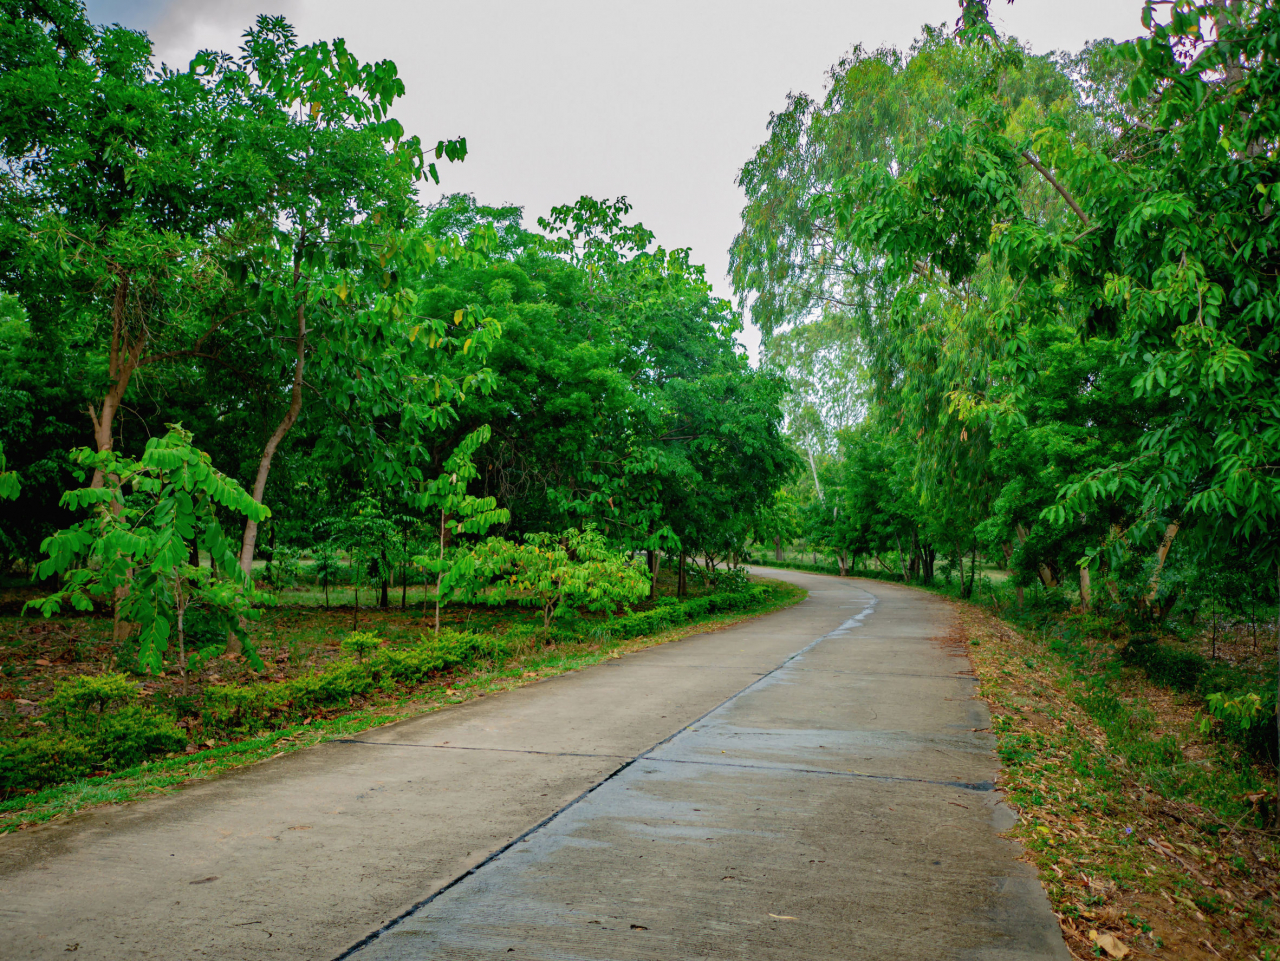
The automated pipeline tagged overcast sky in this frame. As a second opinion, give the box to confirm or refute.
[85,0,1146,361]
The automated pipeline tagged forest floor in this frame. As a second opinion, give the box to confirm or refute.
[0,572,804,834]
[955,602,1279,960]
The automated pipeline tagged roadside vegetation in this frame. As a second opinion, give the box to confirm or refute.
[0,564,802,832]
[0,1,797,829]
[734,4,1279,955]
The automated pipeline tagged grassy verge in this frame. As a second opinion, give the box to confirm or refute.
[955,602,1279,961]
[0,579,804,835]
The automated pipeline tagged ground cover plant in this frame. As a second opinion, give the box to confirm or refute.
[957,599,1279,960]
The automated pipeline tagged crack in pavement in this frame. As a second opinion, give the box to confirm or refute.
[331,741,995,791]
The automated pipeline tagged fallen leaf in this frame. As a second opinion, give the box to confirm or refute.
[34,658,51,666]
[768,914,798,921]
[1088,931,1129,959]
[189,876,219,885]
[629,924,647,931]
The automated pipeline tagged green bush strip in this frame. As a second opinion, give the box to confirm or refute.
[0,580,803,832]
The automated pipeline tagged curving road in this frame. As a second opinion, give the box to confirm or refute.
[0,569,1067,960]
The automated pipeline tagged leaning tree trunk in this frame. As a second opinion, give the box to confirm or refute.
[233,295,306,653]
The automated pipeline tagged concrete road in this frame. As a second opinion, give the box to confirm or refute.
[0,570,1067,960]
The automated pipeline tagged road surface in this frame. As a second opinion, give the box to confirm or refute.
[0,569,1067,960]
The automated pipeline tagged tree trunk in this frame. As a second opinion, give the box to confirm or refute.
[175,573,188,697]
[352,545,361,631]
[774,535,782,563]
[435,510,445,634]
[1145,521,1180,604]
[678,553,687,597]
[837,550,847,577]
[808,447,823,503]
[1079,564,1092,612]
[234,252,308,651]
[87,275,144,489]
[649,550,662,600]
[966,540,977,599]
[379,546,390,609]
[401,530,408,610]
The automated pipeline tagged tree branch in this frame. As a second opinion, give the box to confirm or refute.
[1022,150,1089,227]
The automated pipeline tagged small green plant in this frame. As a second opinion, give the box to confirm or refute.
[340,631,383,663]
[412,425,510,633]
[1199,691,1264,735]
[472,524,650,629]
[25,427,272,681]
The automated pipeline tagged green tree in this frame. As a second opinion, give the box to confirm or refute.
[24,428,270,679]
[412,425,510,633]
[472,525,650,630]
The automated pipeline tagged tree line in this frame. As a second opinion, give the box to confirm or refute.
[0,1,795,668]
[735,2,1278,739]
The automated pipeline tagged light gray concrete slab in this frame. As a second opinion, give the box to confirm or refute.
[346,571,1067,961]
[0,570,1067,961]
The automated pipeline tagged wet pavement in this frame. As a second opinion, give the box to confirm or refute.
[0,570,1067,960]
[345,574,1066,961]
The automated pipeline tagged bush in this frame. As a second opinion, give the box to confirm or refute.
[341,630,383,662]
[1121,636,1206,691]
[0,685,186,793]
[0,734,96,790]
[1121,636,1278,762]
[203,629,505,735]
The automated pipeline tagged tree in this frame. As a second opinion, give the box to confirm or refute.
[412,425,509,633]
[472,525,650,630]
[24,428,270,681]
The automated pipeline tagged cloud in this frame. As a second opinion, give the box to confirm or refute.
[139,0,299,66]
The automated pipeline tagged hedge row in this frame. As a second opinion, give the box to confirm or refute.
[2,585,785,794]
[1,703,185,792]
[204,629,504,735]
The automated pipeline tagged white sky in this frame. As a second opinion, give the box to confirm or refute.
[87,0,1147,362]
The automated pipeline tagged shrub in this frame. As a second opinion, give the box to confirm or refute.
[45,673,139,724]
[341,630,383,662]
[91,707,186,769]
[0,678,186,793]
[0,734,96,791]
[1121,636,1206,691]
[203,629,504,735]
